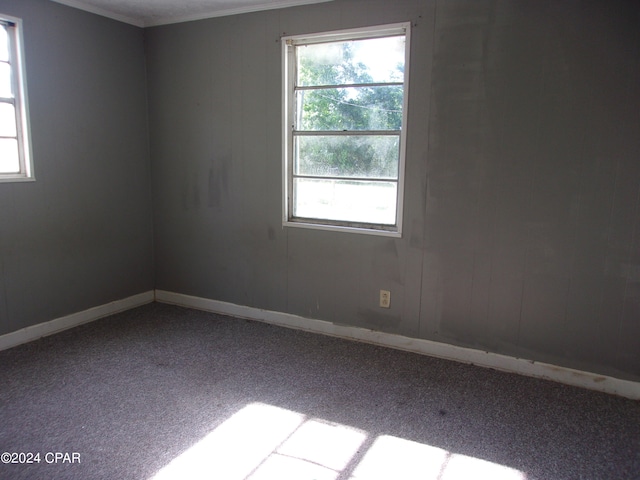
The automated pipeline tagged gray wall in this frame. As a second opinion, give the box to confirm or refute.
[0,0,153,334]
[147,0,640,381]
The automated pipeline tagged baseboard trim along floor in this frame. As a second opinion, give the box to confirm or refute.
[0,291,155,352]
[1,289,637,400]
[155,289,640,401]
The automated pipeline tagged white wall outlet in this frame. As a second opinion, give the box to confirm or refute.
[380,290,391,308]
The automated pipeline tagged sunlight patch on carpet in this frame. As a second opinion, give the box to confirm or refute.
[150,402,527,480]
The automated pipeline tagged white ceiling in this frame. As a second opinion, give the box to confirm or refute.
[51,0,334,27]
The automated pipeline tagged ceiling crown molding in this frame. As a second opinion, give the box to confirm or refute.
[51,0,144,27]
[51,0,334,28]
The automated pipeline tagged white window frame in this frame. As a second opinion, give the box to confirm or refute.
[282,23,410,237]
[0,14,33,183]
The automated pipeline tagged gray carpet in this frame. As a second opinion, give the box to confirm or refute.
[0,302,638,480]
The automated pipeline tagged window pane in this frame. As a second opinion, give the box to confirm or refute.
[0,102,16,136]
[295,135,399,178]
[0,26,8,62]
[293,178,397,225]
[0,62,13,97]
[297,86,403,131]
[297,36,405,86]
[0,137,19,173]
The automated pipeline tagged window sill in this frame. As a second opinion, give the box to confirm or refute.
[283,219,402,238]
[0,175,35,183]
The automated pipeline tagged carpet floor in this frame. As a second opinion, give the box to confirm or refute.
[0,302,638,480]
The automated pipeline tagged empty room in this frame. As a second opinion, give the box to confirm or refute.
[0,0,638,478]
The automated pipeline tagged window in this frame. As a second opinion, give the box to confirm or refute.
[282,23,410,236]
[0,15,32,182]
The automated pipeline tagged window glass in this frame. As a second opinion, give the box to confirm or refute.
[294,135,399,179]
[0,26,8,62]
[293,178,397,225]
[0,62,13,97]
[296,86,403,131]
[0,102,17,136]
[297,36,406,86]
[0,137,19,173]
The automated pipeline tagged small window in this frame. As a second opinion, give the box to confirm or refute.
[282,23,410,236]
[0,15,32,182]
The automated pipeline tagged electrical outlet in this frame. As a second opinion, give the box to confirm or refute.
[380,290,391,308]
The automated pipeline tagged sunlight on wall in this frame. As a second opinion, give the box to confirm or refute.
[150,402,527,480]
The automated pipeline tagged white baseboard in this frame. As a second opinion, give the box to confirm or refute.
[0,291,155,352]
[155,290,640,400]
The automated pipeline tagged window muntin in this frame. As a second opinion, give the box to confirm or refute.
[0,16,32,181]
[283,24,410,235]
